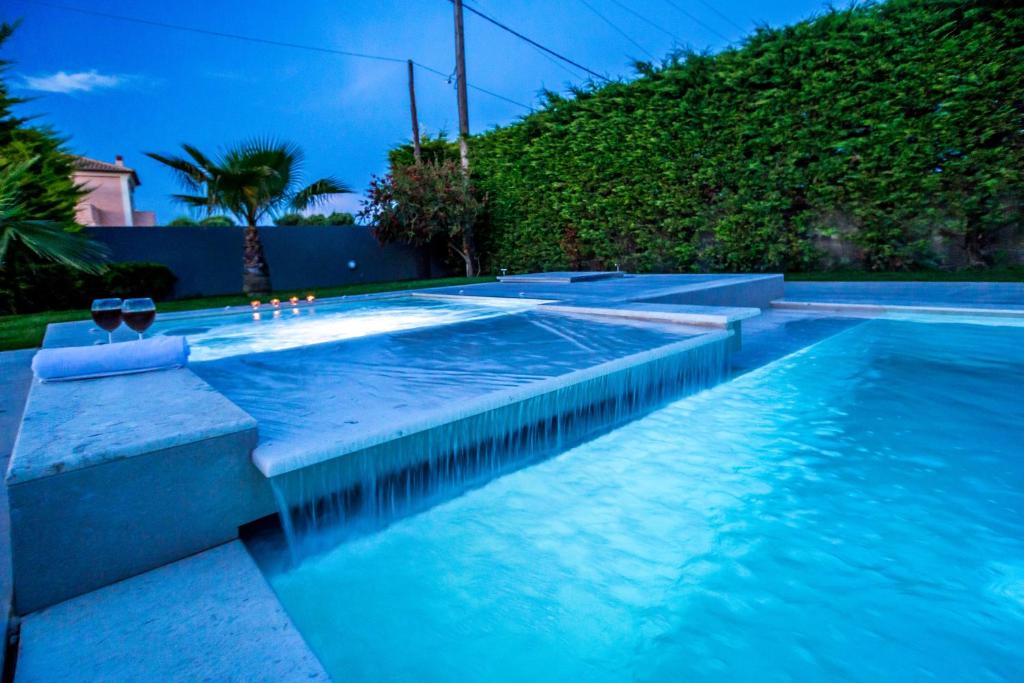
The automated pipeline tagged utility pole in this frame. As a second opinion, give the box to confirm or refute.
[451,0,476,276]
[452,0,470,172]
[407,59,422,163]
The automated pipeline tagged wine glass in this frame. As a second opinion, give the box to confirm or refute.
[91,298,122,344]
[122,298,156,340]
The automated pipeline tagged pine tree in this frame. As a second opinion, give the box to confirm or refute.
[0,21,82,224]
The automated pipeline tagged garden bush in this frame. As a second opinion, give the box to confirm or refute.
[0,262,176,314]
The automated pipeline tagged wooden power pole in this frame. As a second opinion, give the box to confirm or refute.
[407,59,422,163]
[452,0,470,172]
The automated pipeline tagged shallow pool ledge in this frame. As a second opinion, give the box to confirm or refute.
[6,368,271,614]
[255,330,733,480]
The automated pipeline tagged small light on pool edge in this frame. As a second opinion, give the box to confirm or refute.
[271,298,281,308]
[250,300,261,310]
[289,296,299,306]
[306,294,316,303]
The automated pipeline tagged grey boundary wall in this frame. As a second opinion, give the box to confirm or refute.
[86,226,434,298]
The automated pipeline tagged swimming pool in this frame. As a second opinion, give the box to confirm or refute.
[149,295,541,361]
[265,316,1024,681]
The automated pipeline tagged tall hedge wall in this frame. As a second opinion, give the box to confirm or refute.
[447,0,1023,273]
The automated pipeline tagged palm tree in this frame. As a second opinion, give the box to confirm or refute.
[147,139,349,295]
[0,158,108,308]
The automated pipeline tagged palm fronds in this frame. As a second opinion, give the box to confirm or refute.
[0,159,108,273]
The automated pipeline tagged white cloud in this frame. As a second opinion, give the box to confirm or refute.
[22,70,127,94]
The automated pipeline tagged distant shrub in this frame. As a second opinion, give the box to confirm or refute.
[199,215,234,226]
[0,261,177,314]
[168,215,234,226]
[274,213,304,226]
[275,212,355,226]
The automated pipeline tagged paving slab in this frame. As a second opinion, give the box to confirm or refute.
[15,541,327,683]
[544,302,760,327]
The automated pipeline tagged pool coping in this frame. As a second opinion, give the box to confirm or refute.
[771,299,1024,318]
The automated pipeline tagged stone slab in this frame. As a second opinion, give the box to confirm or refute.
[7,368,256,484]
[543,302,761,327]
[15,541,327,683]
[6,367,268,613]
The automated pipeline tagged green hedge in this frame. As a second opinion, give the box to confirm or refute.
[409,0,1023,273]
[0,262,177,314]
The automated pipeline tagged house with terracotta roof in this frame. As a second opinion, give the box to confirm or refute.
[72,155,157,227]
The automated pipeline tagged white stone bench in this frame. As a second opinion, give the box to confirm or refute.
[6,368,267,613]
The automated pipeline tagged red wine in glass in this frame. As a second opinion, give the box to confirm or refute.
[122,298,156,340]
[91,298,122,343]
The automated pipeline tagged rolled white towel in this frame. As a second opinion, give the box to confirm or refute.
[32,335,190,382]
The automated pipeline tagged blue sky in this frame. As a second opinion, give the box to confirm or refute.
[3,0,830,222]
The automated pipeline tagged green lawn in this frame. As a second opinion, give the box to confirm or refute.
[0,276,491,352]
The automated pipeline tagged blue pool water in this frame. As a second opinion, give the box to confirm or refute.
[267,318,1024,681]
[149,295,538,361]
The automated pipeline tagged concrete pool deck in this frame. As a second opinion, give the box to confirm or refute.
[778,280,1024,313]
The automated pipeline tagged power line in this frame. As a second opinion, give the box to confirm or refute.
[658,0,733,43]
[464,0,587,81]
[413,62,533,111]
[694,0,747,33]
[452,0,611,82]
[577,0,656,61]
[605,0,682,44]
[14,0,534,111]
[17,0,407,64]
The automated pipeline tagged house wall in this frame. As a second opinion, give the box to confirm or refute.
[74,171,131,226]
[85,225,436,298]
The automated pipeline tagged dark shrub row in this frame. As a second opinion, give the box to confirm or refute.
[0,262,176,315]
